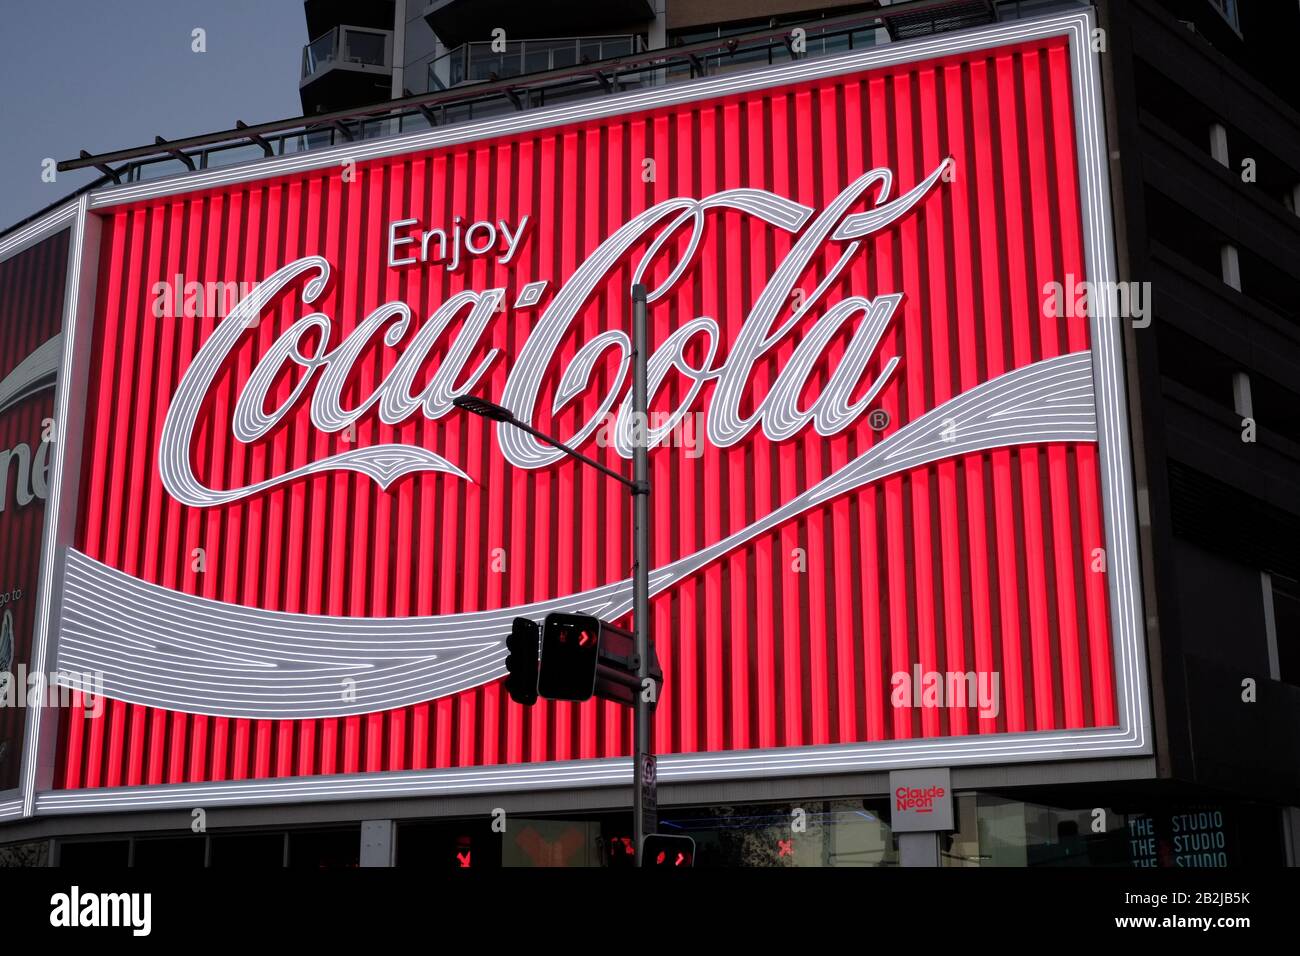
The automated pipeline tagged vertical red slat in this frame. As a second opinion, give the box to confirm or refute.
[552,129,580,762]
[527,135,555,764]
[746,94,777,750]
[944,61,998,735]
[970,58,1026,734]
[917,65,967,736]
[699,104,726,753]
[996,52,1056,731]
[722,101,751,752]
[601,120,628,759]
[896,71,944,740]
[673,107,700,754]
[832,78,867,745]
[1022,49,1086,728]
[869,72,912,741]
[360,165,388,773]
[1047,41,1117,726]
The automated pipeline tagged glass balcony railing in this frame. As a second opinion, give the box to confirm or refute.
[428,35,643,92]
[302,25,392,81]
[85,3,1033,189]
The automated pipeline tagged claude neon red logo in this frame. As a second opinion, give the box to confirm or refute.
[895,785,946,814]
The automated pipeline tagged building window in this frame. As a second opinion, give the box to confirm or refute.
[944,794,1265,866]
[287,828,361,869]
[208,832,286,868]
[1265,573,1300,687]
[58,839,130,866]
[0,841,49,866]
[132,836,206,868]
[661,800,899,866]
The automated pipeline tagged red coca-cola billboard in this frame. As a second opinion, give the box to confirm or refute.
[23,11,1149,812]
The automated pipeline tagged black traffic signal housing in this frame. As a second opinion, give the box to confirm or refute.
[504,617,540,705]
[537,613,602,701]
[508,612,663,707]
[642,834,696,868]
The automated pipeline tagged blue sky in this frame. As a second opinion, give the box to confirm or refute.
[0,0,305,227]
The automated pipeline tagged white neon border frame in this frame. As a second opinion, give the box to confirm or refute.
[15,8,1152,819]
[0,201,80,823]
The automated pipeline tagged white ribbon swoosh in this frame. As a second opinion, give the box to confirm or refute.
[0,335,59,416]
[53,352,1096,719]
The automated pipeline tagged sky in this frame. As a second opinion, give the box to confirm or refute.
[0,0,305,228]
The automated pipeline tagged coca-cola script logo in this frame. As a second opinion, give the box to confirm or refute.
[158,160,952,505]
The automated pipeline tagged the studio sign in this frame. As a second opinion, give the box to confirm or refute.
[158,161,951,507]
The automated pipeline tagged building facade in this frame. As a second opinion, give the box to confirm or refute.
[0,0,1296,868]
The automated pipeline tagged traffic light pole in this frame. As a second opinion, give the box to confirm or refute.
[451,286,657,864]
[630,283,653,866]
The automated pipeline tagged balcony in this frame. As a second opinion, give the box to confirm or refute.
[302,25,393,81]
[75,2,1073,191]
[304,0,394,40]
[300,25,394,114]
[422,0,654,49]
[428,35,644,92]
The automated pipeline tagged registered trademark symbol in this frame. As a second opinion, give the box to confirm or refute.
[868,408,890,431]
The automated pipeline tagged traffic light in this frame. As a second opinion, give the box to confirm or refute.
[537,613,601,701]
[507,612,663,707]
[504,617,540,705]
[641,834,696,868]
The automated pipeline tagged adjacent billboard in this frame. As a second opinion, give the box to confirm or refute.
[0,225,69,795]
[25,12,1147,809]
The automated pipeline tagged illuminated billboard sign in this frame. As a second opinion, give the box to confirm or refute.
[0,217,70,805]
[21,10,1148,813]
